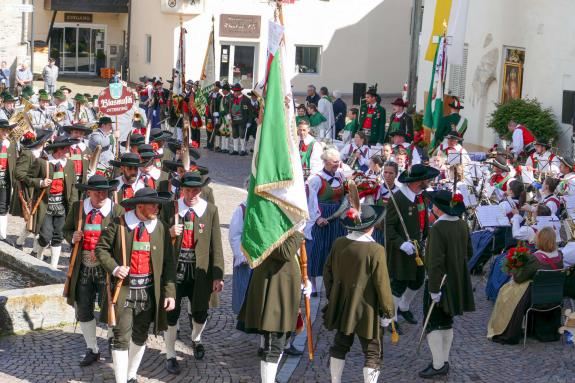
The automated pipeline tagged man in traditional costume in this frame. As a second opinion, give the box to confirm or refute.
[63,175,123,366]
[525,138,560,175]
[109,153,147,204]
[229,83,250,156]
[89,116,119,177]
[324,204,394,383]
[30,92,54,130]
[387,98,413,143]
[385,164,439,332]
[297,119,322,180]
[161,172,224,374]
[419,190,475,379]
[508,119,535,160]
[0,120,18,241]
[358,89,386,145]
[0,92,16,120]
[28,136,80,268]
[557,156,575,195]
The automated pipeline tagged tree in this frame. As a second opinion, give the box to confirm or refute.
[488,98,559,143]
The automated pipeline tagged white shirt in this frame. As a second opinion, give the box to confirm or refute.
[229,201,247,267]
[304,169,345,240]
[177,196,207,218]
[124,209,157,233]
[47,154,67,168]
[399,183,418,203]
[561,242,575,268]
[83,197,112,217]
[435,214,459,224]
[525,151,560,174]
[340,143,369,167]
[511,127,524,157]
[346,231,375,242]
[115,172,145,193]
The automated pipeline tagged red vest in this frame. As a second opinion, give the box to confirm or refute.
[70,146,83,176]
[181,210,196,250]
[362,106,375,130]
[82,210,103,251]
[50,162,64,195]
[519,126,535,146]
[0,143,8,170]
[130,224,151,275]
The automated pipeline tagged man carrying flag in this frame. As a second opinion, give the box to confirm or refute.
[240,16,310,383]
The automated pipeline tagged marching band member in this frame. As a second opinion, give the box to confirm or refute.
[217,82,232,153]
[525,139,560,174]
[30,92,54,130]
[205,81,222,151]
[323,204,393,383]
[297,120,322,180]
[390,127,421,166]
[511,204,553,244]
[419,190,475,379]
[365,155,383,179]
[385,164,439,333]
[0,120,17,241]
[487,156,514,192]
[0,92,16,120]
[109,153,147,204]
[381,143,393,163]
[395,152,408,174]
[137,144,164,190]
[522,177,560,216]
[88,116,118,177]
[160,159,213,203]
[64,124,90,190]
[305,148,347,296]
[229,83,251,156]
[11,129,52,249]
[62,175,123,367]
[121,133,145,155]
[499,180,524,217]
[375,160,399,205]
[161,172,224,374]
[438,130,469,162]
[340,131,369,172]
[507,119,535,160]
[430,155,448,184]
[95,187,175,383]
[28,136,79,268]
[69,94,92,124]
[557,156,575,195]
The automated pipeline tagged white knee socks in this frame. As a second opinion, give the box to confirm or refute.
[164,325,178,360]
[79,319,99,353]
[191,319,206,342]
[112,350,128,383]
[330,357,345,383]
[427,330,444,370]
[399,288,418,312]
[127,341,146,380]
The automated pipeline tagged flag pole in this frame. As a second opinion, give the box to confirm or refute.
[299,240,314,361]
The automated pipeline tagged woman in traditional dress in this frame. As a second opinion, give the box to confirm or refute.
[305,148,347,296]
[487,227,563,344]
[340,131,370,172]
[307,103,327,138]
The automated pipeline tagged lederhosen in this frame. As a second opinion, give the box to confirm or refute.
[75,208,107,322]
[38,162,66,247]
[0,141,10,215]
[167,206,208,326]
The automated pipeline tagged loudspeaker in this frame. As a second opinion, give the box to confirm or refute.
[562,90,575,124]
[353,83,367,105]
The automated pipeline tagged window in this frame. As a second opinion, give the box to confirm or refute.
[145,35,152,64]
[295,46,321,74]
[448,45,468,100]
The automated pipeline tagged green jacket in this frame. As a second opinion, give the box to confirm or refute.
[28,157,78,234]
[435,113,461,145]
[62,199,124,307]
[359,103,386,144]
[95,214,176,332]
[425,218,475,316]
[160,199,224,311]
[385,188,428,281]
[6,144,23,217]
[238,232,303,333]
[323,237,394,339]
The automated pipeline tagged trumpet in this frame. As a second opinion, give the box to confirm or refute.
[133,112,143,122]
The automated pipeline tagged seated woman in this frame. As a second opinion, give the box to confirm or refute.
[339,131,369,172]
[487,227,563,344]
[522,177,561,217]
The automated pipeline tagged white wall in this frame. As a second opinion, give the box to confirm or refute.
[417,0,575,153]
[130,0,411,96]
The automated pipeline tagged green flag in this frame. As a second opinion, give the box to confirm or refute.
[241,28,308,268]
[426,36,448,154]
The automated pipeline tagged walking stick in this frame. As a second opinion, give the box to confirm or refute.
[112,216,127,304]
[63,200,84,297]
[416,274,447,354]
[299,240,314,361]
[107,273,116,326]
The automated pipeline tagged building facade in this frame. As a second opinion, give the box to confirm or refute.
[129,0,412,95]
[417,0,574,153]
[0,0,31,87]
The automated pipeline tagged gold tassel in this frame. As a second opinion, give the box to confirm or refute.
[413,240,424,267]
[390,321,399,344]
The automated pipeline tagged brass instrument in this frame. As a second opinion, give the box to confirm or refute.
[133,111,143,122]
[52,111,66,123]
[73,101,81,123]
[8,98,34,143]
[346,147,359,169]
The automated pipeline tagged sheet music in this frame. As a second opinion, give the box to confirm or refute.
[466,162,483,180]
[482,182,495,199]
[447,153,462,166]
[521,167,535,184]
[475,205,511,227]
[533,216,562,242]
[457,184,477,207]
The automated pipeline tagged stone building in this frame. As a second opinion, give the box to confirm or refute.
[0,0,31,89]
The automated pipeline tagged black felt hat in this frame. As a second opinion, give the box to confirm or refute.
[149,128,173,143]
[62,123,92,134]
[486,155,510,172]
[120,187,172,208]
[178,172,211,189]
[340,204,385,232]
[166,139,200,160]
[397,164,440,183]
[424,190,466,217]
[99,116,113,126]
[138,144,162,160]
[21,129,52,149]
[121,133,145,148]
[109,153,147,168]
[76,174,119,191]
[162,159,209,175]
[0,119,17,129]
[44,136,80,151]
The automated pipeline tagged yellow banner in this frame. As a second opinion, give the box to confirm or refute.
[424,0,452,61]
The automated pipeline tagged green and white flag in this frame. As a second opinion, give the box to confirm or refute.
[425,36,447,154]
[241,21,308,268]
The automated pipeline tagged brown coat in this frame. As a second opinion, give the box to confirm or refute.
[95,214,176,332]
[238,232,303,333]
[323,237,394,339]
[160,199,224,310]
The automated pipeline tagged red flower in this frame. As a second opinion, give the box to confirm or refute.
[151,142,159,151]
[23,131,36,140]
[452,194,464,204]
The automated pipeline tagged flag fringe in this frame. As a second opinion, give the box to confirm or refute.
[242,219,306,269]
[256,188,309,219]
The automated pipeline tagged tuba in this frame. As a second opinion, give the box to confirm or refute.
[9,98,34,143]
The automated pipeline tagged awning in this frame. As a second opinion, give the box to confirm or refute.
[45,0,129,13]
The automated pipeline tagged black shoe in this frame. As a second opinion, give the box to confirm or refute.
[393,321,403,335]
[108,337,113,354]
[14,243,23,250]
[127,379,138,383]
[192,341,205,360]
[284,345,303,356]
[239,151,247,156]
[79,349,100,367]
[398,309,418,324]
[250,149,254,153]
[165,358,181,375]
[230,151,239,156]
[221,149,229,154]
[418,362,449,379]
[257,347,264,357]
[215,147,221,152]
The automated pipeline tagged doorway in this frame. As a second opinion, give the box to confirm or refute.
[219,44,257,89]
[50,25,106,74]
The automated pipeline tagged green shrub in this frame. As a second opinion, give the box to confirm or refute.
[488,98,559,143]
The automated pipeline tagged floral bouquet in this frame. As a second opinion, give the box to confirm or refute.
[502,246,530,274]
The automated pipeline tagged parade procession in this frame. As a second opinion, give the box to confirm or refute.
[3,0,575,382]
